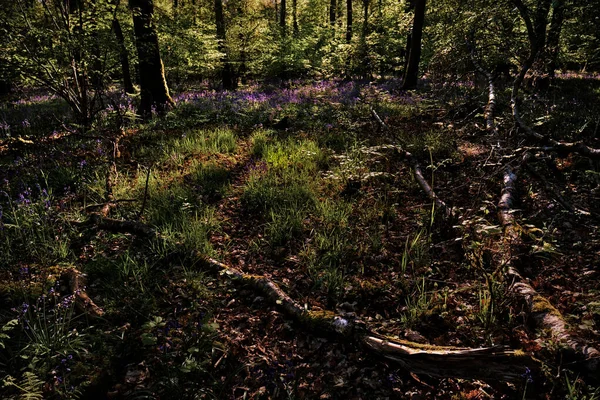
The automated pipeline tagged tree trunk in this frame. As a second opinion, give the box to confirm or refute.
[112,17,135,94]
[361,0,369,39]
[345,0,352,42]
[215,0,234,89]
[330,0,336,25]
[402,0,426,90]
[280,0,286,34]
[292,0,298,35]
[129,0,174,117]
[546,0,565,77]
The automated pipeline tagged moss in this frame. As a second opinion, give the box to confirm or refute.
[301,310,337,331]
[531,294,563,318]
[381,335,465,351]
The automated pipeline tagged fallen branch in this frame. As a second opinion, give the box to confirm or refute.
[363,335,535,382]
[72,214,157,238]
[466,40,498,134]
[78,216,537,381]
[497,168,600,369]
[61,268,104,318]
[201,257,536,381]
[510,64,600,159]
[523,153,593,217]
[361,143,452,218]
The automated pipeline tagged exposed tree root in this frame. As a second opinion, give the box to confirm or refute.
[61,268,105,318]
[497,169,600,370]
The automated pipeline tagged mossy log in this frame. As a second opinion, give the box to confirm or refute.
[201,258,538,381]
[364,336,536,382]
[497,169,600,368]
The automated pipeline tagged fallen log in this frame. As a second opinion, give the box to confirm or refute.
[201,257,537,382]
[497,168,600,370]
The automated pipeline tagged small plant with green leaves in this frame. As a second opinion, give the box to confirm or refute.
[401,277,432,329]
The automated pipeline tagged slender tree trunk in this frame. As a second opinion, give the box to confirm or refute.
[112,18,135,93]
[215,0,234,89]
[361,0,369,39]
[280,0,286,35]
[292,0,298,35]
[346,0,352,42]
[402,0,426,90]
[330,0,336,25]
[129,0,174,116]
[402,0,414,75]
[546,0,565,77]
[275,0,278,24]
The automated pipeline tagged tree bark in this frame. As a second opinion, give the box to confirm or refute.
[346,0,352,42]
[112,17,135,94]
[129,0,174,117]
[330,0,336,25]
[292,0,298,35]
[215,0,234,89]
[545,0,565,77]
[402,0,426,90]
[280,0,286,35]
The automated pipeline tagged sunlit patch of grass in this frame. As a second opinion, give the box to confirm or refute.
[177,128,237,155]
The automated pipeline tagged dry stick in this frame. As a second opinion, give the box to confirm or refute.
[523,153,593,217]
[466,40,498,134]
[497,168,600,370]
[79,215,537,381]
[368,111,452,218]
[138,165,152,221]
[511,64,600,159]
[61,268,104,318]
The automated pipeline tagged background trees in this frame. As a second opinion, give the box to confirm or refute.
[1,0,599,115]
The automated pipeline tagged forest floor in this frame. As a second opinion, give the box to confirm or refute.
[1,75,599,399]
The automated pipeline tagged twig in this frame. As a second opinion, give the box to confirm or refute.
[138,165,152,221]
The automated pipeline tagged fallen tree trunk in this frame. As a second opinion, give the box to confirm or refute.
[497,168,600,370]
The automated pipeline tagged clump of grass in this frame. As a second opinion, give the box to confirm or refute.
[249,128,274,158]
[191,161,231,198]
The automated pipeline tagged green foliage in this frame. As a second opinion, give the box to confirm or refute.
[2,372,44,400]
[0,188,72,268]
